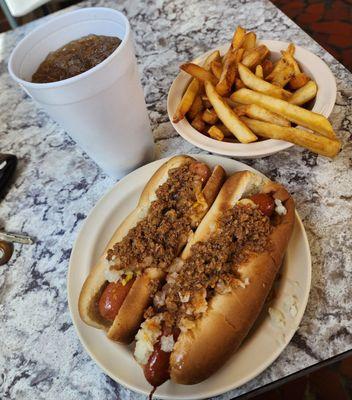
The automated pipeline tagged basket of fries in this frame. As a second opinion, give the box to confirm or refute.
[167,26,340,158]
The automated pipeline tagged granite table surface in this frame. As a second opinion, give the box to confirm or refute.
[0,0,351,399]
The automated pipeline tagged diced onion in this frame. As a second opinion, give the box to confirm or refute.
[160,335,174,352]
[104,267,124,283]
[179,292,190,303]
[134,316,162,365]
[275,199,287,215]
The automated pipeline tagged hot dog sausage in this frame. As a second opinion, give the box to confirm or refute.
[144,329,180,388]
[189,162,212,184]
[250,193,275,216]
[144,341,170,388]
[98,279,135,321]
[202,165,226,206]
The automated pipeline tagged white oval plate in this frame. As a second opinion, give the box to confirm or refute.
[67,155,311,399]
[167,40,336,158]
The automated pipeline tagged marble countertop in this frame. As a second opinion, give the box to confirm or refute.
[0,0,351,399]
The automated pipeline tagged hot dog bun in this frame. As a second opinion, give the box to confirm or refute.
[169,171,295,384]
[78,155,226,344]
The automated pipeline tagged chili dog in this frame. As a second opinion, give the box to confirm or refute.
[78,155,226,343]
[134,170,295,388]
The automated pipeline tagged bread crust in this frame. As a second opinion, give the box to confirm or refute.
[107,269,163,343]
[78,156,226,343]
[170,171,295,384]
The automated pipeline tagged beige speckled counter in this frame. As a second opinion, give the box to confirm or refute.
[0,0,351,399]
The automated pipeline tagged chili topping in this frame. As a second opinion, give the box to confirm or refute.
[32,34,121,83]
[146,203,273,329]
[106,163,206,274]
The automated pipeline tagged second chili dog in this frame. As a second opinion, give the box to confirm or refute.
[79,155,226,343]
[134,170,295,389]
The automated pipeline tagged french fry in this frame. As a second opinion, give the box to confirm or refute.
[289,72,310,90]
[211,60,223,79]
[173,78,200,123]
[231,88,336,139]
[216,53,236,95]
[238,63,292,99]
[208,125,224,141]
[284,51,301,76]
[187,95,204,120]
[201,95,212,109]
[242,32,257,52]
[191,113,206,132]
[205,81,257,143]
[288,81,318,106]
[234,105,248,117]
[174,51,219,123]
[292,60,301,76]
[283,44,301,76]
[215,123,233,137]
[198,83,206,96]
[271,65,294,87]
[203,50,221,70]
[202,108,218,124]
[275,47,301,77]
[223,97,239,108]
[235,78,246,90]
[237,104,291,127]
[241,117,341,158]
[287,43,295,55]
[231,26,246,50]
[265,53,295,87]
[223,137,238,143]
[255,65,263,79]
[242,45,269,69]
[262,59,274,77]
[180,63,218,85]
[235,48,245,64]
[222,26,246,65]
[216,49,242,96]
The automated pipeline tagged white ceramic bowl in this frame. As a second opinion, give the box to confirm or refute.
[167,40,337,158]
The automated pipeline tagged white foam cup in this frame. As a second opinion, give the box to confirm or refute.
[8,7,154,178]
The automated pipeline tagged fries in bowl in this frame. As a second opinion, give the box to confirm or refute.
[172,26,341,158]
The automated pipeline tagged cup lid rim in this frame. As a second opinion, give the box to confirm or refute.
[8,7,130,89]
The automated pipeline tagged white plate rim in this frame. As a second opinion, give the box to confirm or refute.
[67,154,312,399]
[167,40,337,159]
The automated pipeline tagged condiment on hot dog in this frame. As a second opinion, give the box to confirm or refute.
[249,192,275,216]
[98,279,136,321]
[32,34,121,83]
